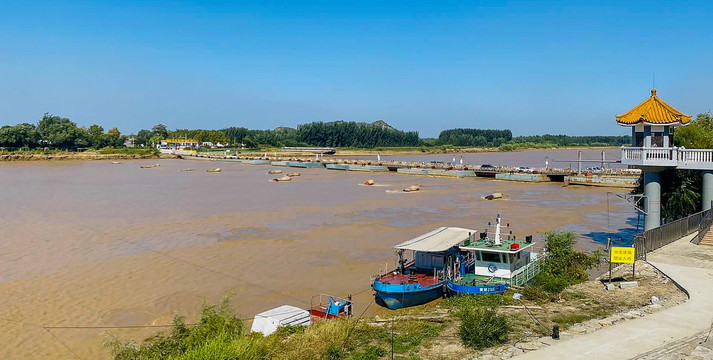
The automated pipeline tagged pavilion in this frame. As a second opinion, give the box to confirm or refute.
[617,89,713,230]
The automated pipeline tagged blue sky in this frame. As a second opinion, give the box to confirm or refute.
[1,1,711,137]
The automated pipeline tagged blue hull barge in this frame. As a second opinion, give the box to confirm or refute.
[372,227,477,310]
[373,279,445,309]
[447,278,509,295]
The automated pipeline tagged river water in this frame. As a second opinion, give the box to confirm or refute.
[0,151,635,359]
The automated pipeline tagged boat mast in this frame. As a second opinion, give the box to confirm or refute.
[494,214,502,246]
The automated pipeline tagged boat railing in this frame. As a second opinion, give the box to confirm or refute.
[509,254,545,286]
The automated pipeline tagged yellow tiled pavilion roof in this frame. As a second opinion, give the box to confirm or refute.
[616,89,691,126]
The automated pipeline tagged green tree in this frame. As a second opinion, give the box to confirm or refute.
[135,129,153,147]
[107,127,121,138]
[675,113,713,149]
[149,135,164,147]
[152,123,169,138]
[533,231,602,294]
[36,113,87,149]
[0,123,39,148]
[88,124,104,137]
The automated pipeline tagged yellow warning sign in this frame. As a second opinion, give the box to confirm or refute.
[610,247,635,264]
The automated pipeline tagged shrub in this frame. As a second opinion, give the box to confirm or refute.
[459,306,510,349]
[105,297,244,360]
[532,231,602,294]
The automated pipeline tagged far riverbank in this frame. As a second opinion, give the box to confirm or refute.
[0,146,621,163]
[0,150,172,162]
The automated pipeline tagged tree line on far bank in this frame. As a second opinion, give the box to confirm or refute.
[2,114,631,151]
[0,114,124,150]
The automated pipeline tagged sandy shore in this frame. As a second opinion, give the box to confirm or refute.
[0,151,171,162]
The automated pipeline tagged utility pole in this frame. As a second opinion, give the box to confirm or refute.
[391,316,394,360]
[601,150,606,170]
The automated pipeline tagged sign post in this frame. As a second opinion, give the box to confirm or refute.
[607,237,612,282]
[610,246,636,281]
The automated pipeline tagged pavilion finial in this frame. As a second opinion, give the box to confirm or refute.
[651,89,657,97]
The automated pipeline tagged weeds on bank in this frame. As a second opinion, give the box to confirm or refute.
[106,297,445,360]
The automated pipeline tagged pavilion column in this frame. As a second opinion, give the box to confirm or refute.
[703,170,713,211]
[644,170,661,231]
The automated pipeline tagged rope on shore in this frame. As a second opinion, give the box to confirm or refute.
[44,328,86,360]
[0,317,84,360]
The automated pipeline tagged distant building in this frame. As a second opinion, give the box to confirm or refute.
[124,136,136,148]
[160,138,198,150]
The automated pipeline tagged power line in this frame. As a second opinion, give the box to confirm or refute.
[44,328,85,360]
[0,318,86,360]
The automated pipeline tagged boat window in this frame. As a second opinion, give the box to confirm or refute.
[481,251,501,263]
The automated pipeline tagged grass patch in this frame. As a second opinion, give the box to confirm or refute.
[552,309,609,329]
[443,293,509,310]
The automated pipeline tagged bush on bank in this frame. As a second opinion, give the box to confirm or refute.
[526,231,602,299]
[445,293,511,349]
[106,297,445,360]
[459,306,510,349]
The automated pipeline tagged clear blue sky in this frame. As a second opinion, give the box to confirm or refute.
[1,1,711,137]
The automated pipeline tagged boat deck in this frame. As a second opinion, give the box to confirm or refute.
[378,272,440,287]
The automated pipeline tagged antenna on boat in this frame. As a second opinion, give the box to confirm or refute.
[494,214,502,246]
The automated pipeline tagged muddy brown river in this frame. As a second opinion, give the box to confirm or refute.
[0,155,635,359]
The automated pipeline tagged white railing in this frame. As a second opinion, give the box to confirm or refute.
[622,147,642,161]
[621,147,677,164]
[621,147,713,169]
[678,148,713,164]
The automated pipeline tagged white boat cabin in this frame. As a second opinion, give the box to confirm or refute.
[393,227,477,273]
[460,239,536,279]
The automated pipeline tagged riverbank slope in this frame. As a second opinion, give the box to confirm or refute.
[0,150,171,162]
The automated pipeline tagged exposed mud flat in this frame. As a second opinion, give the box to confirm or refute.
[0,151,170,162]
[0,159,633,359]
